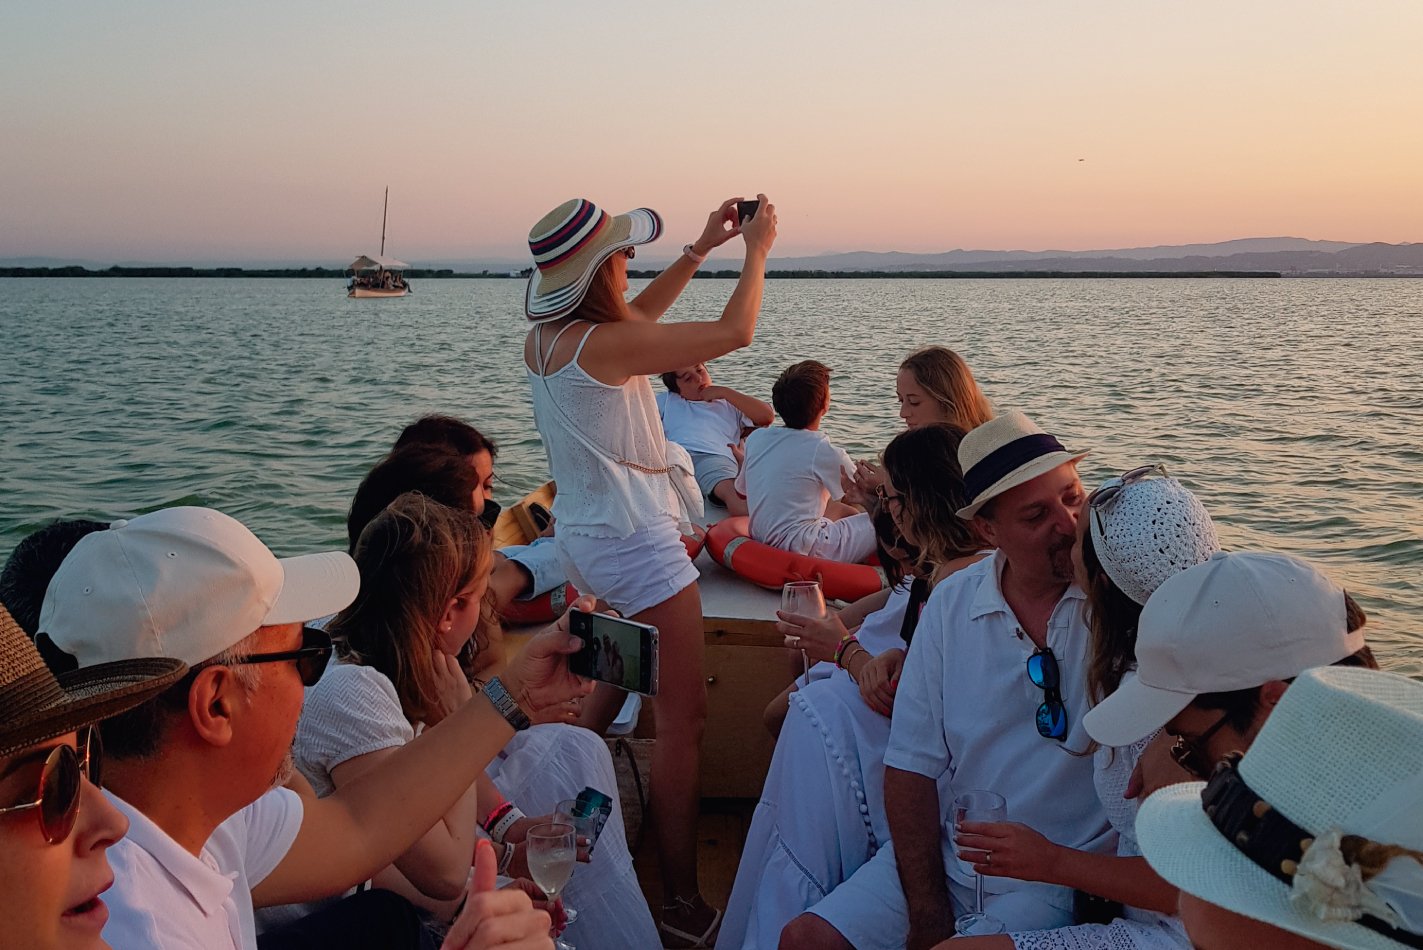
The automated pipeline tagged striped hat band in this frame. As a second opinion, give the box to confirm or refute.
[529,199,612,271]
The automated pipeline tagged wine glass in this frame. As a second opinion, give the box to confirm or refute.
[553,799,600,929]
[526,821,578,950]
[951,790,1008,936]
[781,580,826,686]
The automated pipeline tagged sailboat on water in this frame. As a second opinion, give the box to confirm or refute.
[347,187,411,298]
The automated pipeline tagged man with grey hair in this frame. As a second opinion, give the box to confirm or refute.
[39,506,589,949]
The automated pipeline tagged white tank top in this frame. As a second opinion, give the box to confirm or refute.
[527,321,680,539]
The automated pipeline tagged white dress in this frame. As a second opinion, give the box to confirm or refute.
[718,586,918,949]
[291,662,660,950]
[1007,738,1189,950]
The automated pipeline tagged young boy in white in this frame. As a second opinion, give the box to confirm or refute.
[657,362,774,517]
[734,360,874,563]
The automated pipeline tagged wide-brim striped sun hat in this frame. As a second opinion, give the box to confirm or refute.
[956,410,1089,519]
[524,198,664,323]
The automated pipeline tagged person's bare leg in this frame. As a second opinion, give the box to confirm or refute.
[712,480,748,517]
[574,681,625,734]
[488,554,533,609]
[633,582,717,940]
[779,913,855,950]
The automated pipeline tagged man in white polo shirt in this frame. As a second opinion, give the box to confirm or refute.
[37,506,590,950]
[778,411,1114,950]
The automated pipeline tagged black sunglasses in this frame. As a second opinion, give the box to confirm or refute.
[1026,647,1068,740]
[621,246,636,260]
[1169,712,1232,779]
[234,626,333,687]
[874,484,905,512]
[0,726,102,845]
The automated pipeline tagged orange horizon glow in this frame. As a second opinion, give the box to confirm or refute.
[4,1,1422,264]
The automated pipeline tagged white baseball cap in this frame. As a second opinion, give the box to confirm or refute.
[38,507,359,667]
[1083,551,1363,748]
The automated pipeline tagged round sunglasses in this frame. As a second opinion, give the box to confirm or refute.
[0,726,102,845]
[1087,463,1167,534]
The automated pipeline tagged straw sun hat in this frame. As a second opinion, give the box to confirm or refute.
[524,198,664,323]
[1137,665,1423,949]
[956,410,1089,519]
[0,600,186,759]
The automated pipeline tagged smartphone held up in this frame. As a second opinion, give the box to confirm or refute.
[736,199,760,224]
[568,609,660,696]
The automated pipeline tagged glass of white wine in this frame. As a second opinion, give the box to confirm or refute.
[781,580,826,686]
[553,799,600,930]
[951,790,1008,936]
[526,821,579,950]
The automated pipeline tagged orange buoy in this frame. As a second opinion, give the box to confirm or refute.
[704,516,884,602]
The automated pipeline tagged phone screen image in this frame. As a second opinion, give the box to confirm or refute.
[569,611,658,695]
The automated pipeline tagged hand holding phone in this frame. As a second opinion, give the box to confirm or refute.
[737,199,760,224]
[568,609,660,696]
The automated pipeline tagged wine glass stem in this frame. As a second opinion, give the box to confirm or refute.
[801,648,810,685]
[975,871,985,915]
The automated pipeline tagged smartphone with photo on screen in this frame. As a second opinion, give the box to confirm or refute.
[568,610,660,696]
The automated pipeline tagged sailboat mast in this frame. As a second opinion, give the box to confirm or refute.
[380,186,389,256]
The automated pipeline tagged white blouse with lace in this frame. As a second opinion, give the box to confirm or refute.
[527,321,680,539]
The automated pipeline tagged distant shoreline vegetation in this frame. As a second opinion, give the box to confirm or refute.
[7,266,1422,279]
[0,265,1292,279]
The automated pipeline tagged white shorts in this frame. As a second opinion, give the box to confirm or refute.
[806,511,875,564]
[689,450,739,501]
[556,516,700,618]
[807,841,1074,950]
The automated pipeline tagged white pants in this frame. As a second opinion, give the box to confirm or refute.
[806,511,875,564]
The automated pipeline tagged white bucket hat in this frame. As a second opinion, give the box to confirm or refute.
[1083,551,1363,747]
[1138,665,1423,950]
[524,198,664,323]
[956,410,1089,519]
[1087,467,1221,606]
[39,507,359,667]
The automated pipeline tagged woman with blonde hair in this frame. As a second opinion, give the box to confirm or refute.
[895,346,994,431]
[295,493,657,947]
[522,195,777,945]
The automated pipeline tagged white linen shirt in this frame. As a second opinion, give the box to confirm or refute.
[734,427,855,554]
[883,551,1114,894]
[102,787,304,950]
[656,391,751,460]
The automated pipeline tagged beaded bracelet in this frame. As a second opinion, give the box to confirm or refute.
[834,635,860,669]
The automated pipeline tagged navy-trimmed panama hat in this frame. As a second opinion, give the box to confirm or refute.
[956,410,1089,519]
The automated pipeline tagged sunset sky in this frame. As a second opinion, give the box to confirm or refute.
[4,1,1422,264]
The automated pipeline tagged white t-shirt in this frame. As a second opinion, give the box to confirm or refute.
[294,661,414,797]
[734,426,855,554]
[655,391,750,460]
[883,552,1114,894]
[103,788,304,950]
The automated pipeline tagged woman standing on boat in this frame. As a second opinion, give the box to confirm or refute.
[522,195,777,947]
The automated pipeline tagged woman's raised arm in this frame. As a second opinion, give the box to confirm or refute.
[628,197,743,321]
[584,195,777,381]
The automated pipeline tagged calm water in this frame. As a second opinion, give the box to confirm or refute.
[3,277,1420,675]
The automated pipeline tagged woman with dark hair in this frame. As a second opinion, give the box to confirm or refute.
[946,467,1221,950]
[521,196,777,946]
[721,424,985,949]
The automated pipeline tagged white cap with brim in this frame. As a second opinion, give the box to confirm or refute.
[1083,550,1361,748]
[524,199,664,323]
[955,410,1088,519]
[1137,666,1423,950]
[39,507,359,667]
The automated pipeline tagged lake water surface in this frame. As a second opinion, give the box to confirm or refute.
[3,277,1419,674]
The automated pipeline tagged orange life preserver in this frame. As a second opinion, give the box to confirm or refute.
[499,582,579,625]
[704,516,884,602]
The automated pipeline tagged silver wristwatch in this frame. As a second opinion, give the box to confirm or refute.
[483,675,531,731]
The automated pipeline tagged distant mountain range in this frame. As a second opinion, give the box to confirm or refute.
[5,237,1422,275]
[761,238,1423,274]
